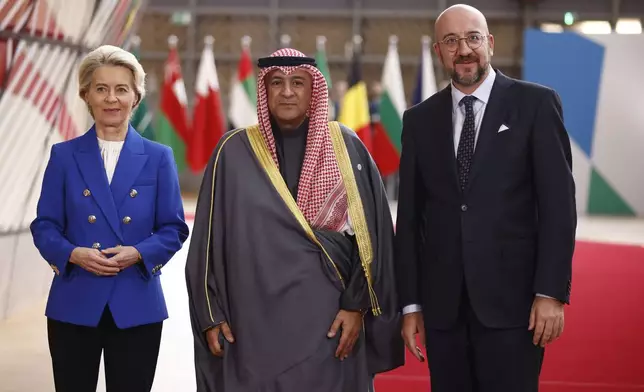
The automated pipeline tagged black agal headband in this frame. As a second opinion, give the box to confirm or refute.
[257,56,317,68]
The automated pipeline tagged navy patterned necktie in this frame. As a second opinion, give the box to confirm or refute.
[456,95,477,191]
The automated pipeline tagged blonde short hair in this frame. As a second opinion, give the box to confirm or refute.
[78,45,146,109]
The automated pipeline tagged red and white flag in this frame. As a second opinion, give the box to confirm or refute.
[189,35,225,172]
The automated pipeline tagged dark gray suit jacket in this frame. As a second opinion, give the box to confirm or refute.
[395,71,577,330]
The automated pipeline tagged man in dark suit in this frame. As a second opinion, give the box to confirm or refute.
[394,4,577,391]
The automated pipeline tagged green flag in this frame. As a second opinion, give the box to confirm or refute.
[130,38,156,140]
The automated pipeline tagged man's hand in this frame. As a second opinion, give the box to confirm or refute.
[101,246,141,270]
[206,322,235,357]
[529,296,565,347]
[327,310,363,360]
[70,247,120,276]
[401,312,425,362]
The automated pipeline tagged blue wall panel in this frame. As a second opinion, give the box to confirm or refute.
[523,29,605,157]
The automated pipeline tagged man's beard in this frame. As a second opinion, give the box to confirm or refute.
[450,57,488,86]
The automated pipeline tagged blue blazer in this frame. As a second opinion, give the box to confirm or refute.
[30,125,189,329]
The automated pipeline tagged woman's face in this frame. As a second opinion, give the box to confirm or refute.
[85,65,137,129]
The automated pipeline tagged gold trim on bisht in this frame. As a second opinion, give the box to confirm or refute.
[246,124,346,289]
[204,129,245,325]
[328,121,381,316]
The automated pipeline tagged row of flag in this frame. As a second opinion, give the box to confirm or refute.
[129,33,437,176]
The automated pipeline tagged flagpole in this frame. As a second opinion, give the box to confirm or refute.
[390,34,399,48]
[280,34,291,48]
[316,35,326,52]
[130,34,142,51]
[169,34,179,49]
[421,34,438,100]
[352,34,363,53]
[241,35,252,51]
[421,35,430,95]
[168,35,179,89]
[421,34,431,48]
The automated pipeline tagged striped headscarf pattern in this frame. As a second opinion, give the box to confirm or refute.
[257,48,348,231]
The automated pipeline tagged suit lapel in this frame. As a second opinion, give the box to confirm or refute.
[110,125,148,208]
[73,127,123,241]
[465,71,514,192]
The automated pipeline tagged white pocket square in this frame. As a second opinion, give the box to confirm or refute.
[498,124,510,133]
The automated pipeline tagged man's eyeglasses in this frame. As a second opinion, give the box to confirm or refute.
[439,33,488,52]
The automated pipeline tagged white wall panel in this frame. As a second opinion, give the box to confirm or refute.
[587,34,644,214]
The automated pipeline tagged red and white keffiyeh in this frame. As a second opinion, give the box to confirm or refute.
[256,48,348,231]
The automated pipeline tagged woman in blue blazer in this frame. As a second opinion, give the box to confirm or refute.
[30,44,189,392]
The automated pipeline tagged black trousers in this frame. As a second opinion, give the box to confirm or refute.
[424,286,545,392]
[47,307,163,392]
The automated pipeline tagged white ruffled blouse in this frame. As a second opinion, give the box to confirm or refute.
[97,138,124,184]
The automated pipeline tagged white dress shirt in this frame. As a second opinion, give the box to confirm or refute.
[97,138,124,184]
[340,216,354,236]
[401,68,550,316]
[450,68,496,154]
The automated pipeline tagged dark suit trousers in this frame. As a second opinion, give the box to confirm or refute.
[424,286,545,392]
[47,306,163,392]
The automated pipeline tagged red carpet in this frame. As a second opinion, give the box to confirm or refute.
[375,241,644,391]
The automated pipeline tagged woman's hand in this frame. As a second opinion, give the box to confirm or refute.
[70,247,120,276]
[101,246,141,270]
